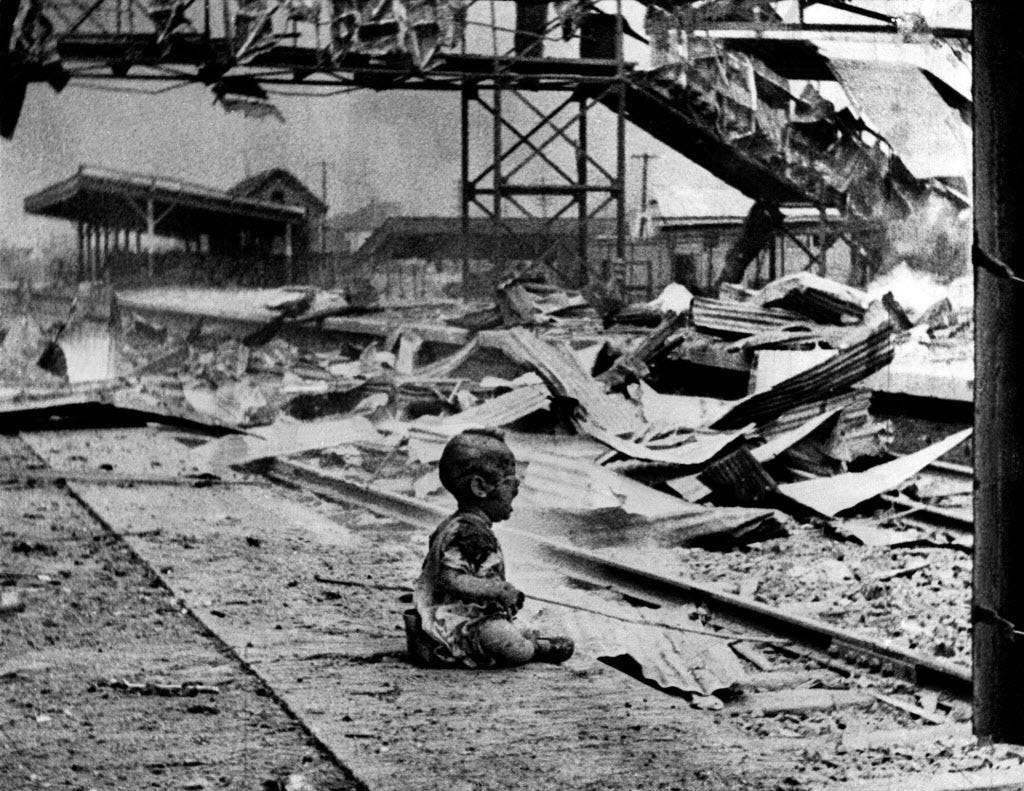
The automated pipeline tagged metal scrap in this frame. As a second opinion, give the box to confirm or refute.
[437,383,552,432]
[190,415,386,470]
[709,323,895,431]
[778,429,972,517]
[485,328,644,437]
[751,272,871,326]
[691,297,814,338]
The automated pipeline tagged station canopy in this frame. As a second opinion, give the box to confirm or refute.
[24,165,306,238]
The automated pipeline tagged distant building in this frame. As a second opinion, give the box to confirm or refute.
[228,168,328,258]
[593,209,857,301]
[325,201,402,255]
[655,208,856,291]
[353,216,616,299]
[23,165,327,286]
[590,186,864,300]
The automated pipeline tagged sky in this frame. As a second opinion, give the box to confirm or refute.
[0,0,970,250]
[0,0,742,250]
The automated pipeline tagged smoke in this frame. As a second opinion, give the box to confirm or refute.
[882,191,971,283]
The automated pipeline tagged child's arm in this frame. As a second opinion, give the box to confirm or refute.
[439,569,524,610]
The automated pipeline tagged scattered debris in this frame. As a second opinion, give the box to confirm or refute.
[779,430,972,517]
[0,590,25,615]
[98,679,220,696]
[870,691,947,726]
[190,416,386,470]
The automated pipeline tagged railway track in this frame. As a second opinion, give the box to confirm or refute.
[14,425,1007,788]
[267,457,973,700]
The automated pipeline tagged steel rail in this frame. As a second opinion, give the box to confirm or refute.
[267,457,972,698]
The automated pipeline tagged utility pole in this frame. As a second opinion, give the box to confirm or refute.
[974,5,1024,745]
[631,153,658,238]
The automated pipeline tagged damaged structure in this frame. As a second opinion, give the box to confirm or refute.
[6,0,1011,787]
[23,166,328,287]
[4,0,971,297]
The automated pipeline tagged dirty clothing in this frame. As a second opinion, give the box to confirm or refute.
[412,509,519,667]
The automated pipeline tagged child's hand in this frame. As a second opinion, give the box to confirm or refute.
[497,582,525,612]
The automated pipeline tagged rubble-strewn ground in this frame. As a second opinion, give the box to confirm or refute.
[0,273,1002,789]
[0,433,359,791]
[654,524,971,663]
[5,418,1023,790]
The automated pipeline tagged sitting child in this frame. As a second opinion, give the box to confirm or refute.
[405,428,574,667]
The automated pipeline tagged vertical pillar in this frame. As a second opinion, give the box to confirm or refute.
[461,86,471,296]
[91,224,100,282]
[77,220,84,282]
[83,225,90,280]
[284,223,294,283]
[146,197,156,278]
[491,85,503,286]
[321,160,329,254]
[102,226,110,282]
[614,0,626,262]
[577,95,588,286]
[974,5,1024,744]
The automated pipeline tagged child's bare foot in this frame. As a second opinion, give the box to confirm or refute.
[531,636,575,664]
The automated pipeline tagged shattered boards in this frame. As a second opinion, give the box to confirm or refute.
[485,328,644,437]
[691,297,815,337]
[190,415,386,470]
[585,423,748,469]
[435,384,552,432]
[751,272,871,325]
[509,441,784,548]
[0,380,121,420]
[710,323,895,431]
[779,429,973,517]
[632,382,733,432]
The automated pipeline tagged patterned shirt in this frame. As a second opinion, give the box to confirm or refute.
[412,509,515,667]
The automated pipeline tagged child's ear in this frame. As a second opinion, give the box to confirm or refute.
[468,474,494,500]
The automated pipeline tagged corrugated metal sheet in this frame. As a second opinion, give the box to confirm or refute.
[756,390,891,468]
[484,327,644,437]
[828,59,970,181]
[0,380,118,416]
[698,445,777,505]
[709,323,894,430]
[439,384,552,431]
[190,415,385,469]
[691,297,813,337]
[756,390,869,441]
[585,422,747,469]
[751,408,842,463]
[521,587,748,698]
[779,428,972,517]
[634,382,733,431]
[752,272,871,325]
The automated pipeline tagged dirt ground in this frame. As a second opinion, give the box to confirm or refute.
[3,416,1012,791]
[0,433,360,791]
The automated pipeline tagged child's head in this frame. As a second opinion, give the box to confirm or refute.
[438,428,519,522]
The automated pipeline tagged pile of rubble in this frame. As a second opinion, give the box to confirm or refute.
[0,270,971,555]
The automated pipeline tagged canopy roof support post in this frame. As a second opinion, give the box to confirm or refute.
[146,196,155,279]
[76,220,84,283]
[284,222,294,283]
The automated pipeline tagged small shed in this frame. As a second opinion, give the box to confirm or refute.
[228,168,328,257]
[24,165,312,286]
